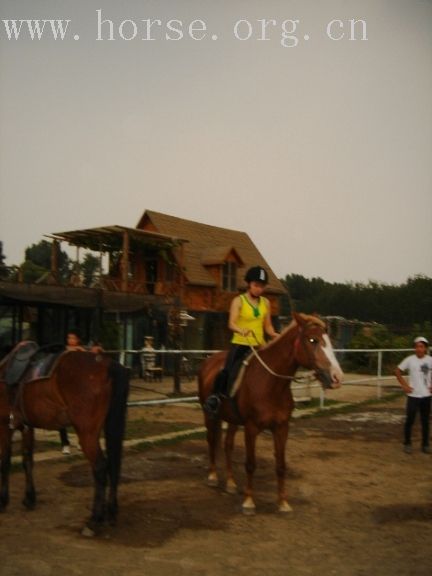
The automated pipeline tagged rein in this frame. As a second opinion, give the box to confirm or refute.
[245,332,315,383]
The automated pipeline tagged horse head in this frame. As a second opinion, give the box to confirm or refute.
[293,312,343,389]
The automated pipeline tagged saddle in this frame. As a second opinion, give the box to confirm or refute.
[4,341,39,386]
[4,342,65,387]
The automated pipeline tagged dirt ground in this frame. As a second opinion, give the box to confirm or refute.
[1,385,432,576]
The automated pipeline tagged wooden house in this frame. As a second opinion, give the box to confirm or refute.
[0,211,286,354]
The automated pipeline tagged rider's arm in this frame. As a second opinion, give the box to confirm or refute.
[263,299,279,339]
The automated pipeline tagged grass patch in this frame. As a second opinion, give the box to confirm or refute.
[130,429,206,451]
[295,398,342,411]
[125,418,200,440]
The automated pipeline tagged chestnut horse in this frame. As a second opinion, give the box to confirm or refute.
[198,312,343,514]
[0,344,129,535]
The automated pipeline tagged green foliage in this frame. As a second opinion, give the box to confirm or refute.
[80,253,100,287]
[23,240,71,281]
[20,260,49,283]
[281,273,432,329]
[0,242,9,279]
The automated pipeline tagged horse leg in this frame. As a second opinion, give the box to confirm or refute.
[205,414,221,487]
[21,427,36,509]
[0,426,12,511]
[78,434,108,536]
[273,422,292,513]
[104,363,129,526]
[242,423,258,515]
[224,423,238,494]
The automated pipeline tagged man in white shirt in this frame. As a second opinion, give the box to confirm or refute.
[395,336,432,454]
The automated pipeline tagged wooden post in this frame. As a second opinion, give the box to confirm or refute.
[121,231,129,292]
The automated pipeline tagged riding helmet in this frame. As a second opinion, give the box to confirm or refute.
[414,336,429,345]
[244,266,269,284]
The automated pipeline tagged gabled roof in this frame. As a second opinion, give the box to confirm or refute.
[50,225,186,253]
[137,210,286,294]
[201,246,244,266]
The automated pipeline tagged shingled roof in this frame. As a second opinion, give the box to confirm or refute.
[137,210,286,295]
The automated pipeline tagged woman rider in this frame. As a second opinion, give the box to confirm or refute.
[204,266,279,415]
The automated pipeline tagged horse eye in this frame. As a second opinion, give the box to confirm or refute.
[309,338,319,345]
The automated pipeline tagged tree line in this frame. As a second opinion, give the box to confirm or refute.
[0,240,100,287]
[280,273,432,331]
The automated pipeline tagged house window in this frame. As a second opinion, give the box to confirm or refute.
[222,262,237,292]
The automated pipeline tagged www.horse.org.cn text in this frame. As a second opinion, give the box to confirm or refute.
[1,11,368,47]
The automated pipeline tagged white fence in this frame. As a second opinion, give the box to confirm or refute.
[107,347,412,410]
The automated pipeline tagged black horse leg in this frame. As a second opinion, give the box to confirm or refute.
[0,428,12,511]
[88,449,108,531]
[21,427,36,509]
[105,433,121,525]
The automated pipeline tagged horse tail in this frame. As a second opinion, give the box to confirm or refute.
[104,360,130,495]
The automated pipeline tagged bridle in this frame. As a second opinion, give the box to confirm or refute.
[244,323,323,383]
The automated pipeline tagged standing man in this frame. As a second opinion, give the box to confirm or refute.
[395,336,432,454]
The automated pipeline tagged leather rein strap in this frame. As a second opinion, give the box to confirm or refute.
[245,329,315,383]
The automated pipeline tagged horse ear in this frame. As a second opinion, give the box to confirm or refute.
[292,312,305,326]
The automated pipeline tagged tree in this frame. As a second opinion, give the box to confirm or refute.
[0,242,9,279]
[24,240,70,281]
[81,253,100,287]
[280,273,432,330]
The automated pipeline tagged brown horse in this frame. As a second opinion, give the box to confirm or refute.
[0,343,129,535]
[198,312,343,514]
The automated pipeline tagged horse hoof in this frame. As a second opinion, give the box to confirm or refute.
[207,473,219,487]
[278,501,293,514]
[225,480,238,494]
[242,505,256,516]
[242,498,256,516]
[81,525,96,538]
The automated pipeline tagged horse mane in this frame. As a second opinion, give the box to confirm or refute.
[263,313,326,351]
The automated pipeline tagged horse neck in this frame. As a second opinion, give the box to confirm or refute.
[260,323,299,375]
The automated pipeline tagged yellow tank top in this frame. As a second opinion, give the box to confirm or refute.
[231,294,268,346]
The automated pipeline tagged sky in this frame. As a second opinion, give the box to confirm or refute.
[0,0,431,285]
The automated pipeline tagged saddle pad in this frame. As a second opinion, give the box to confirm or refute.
[5,341,39,386]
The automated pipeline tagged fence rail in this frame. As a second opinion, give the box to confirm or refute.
[105,346,414,410]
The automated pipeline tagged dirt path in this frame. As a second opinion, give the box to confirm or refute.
[1,395,432,576]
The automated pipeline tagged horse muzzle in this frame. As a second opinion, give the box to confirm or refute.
[314,369,340,390]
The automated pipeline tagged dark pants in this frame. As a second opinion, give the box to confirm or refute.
[59,427,70,447]
[404,396,431,447]
[213,344,251,397]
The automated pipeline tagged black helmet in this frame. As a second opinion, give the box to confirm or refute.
[244,266,269,284]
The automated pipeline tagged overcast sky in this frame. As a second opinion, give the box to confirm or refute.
[0,0,431,284]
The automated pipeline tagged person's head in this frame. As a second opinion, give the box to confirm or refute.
[414,336,429,358]
[66,331,81,349]
[244,266,268,297]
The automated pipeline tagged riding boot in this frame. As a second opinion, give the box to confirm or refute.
[203,369,228,416]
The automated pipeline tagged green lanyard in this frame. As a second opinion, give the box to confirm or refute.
[243,294,261,318]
